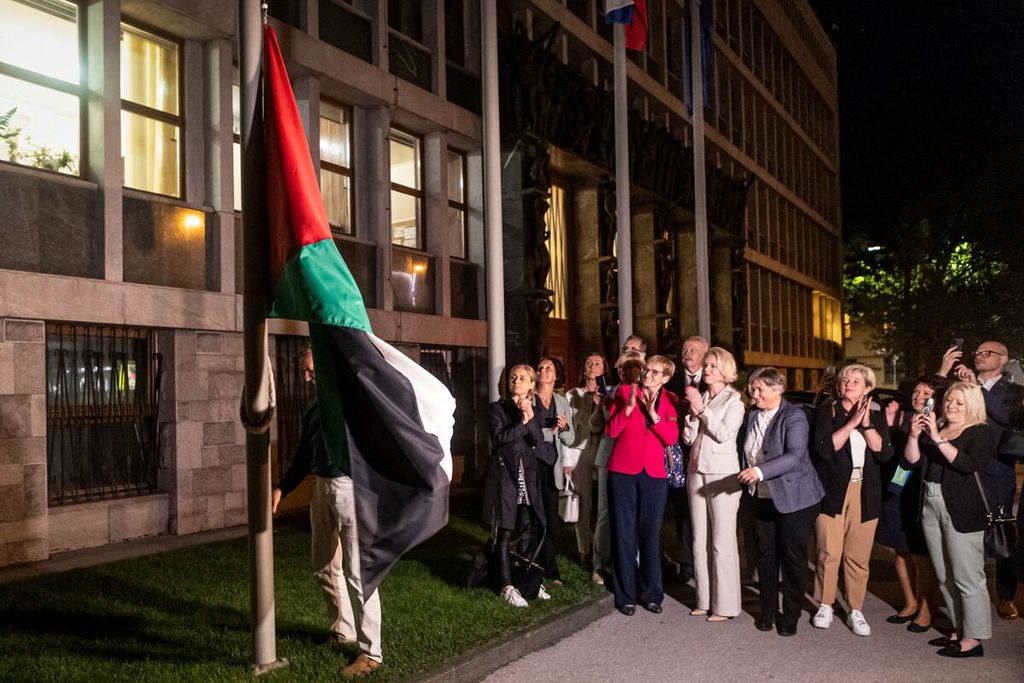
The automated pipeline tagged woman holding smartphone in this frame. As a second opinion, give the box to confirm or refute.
[903,382,995,657]
[564,352,610,574]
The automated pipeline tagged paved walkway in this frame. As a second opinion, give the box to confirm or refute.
[484,556,1024,682]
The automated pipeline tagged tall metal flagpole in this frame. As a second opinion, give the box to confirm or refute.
[613,23,634,347]
[238,0,284,674]
[689,0,711,339]
[482,0,506,401]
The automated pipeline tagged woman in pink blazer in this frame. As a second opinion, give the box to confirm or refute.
[606,354,680,615]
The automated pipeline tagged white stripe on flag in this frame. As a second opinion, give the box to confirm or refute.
[606,0,634,14]
[367,333,455,481]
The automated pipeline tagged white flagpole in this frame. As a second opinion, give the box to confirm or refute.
[689,0,711,339]
[481,0,506,401]
[613,23,634,347]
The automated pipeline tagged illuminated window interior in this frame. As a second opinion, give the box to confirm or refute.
[0,0,81,175]
[812,291,842,345]
[544,184,569,320]
[320,101,353,234]
[120,23,181,197]
[389,129,422,248]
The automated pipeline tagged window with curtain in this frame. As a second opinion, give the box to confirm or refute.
[389,129,422,248]
[447,150,466,259]
[0,0,81,175]
[320,101,353,234]
[121,23,181,197]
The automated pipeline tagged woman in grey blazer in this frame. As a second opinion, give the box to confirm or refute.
[738,367,825,636]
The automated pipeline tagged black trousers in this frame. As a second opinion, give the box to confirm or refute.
[991,459,1019,600]
[495,504,539,587]
[753,496,818,627]
[536,460,562,580]
[668,486,694,569]
[609,471,669,608]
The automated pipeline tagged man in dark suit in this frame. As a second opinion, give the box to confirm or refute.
[664,335,709,581]
[945,340,1024,620]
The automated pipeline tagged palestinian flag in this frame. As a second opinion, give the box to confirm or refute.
[262,25,455,596]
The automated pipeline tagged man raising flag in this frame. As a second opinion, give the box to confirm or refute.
[260,23,455,676]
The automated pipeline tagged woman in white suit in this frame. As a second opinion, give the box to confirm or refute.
[683,347,745,622]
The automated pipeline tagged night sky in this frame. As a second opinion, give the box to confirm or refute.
[809,0,1024,241]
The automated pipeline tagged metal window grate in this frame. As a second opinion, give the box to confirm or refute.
[273,335,316,479]
[45,324,162,506]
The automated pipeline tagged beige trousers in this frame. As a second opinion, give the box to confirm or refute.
[570,442,599,555]
[688,472,743,616]
[814,480,877,610]
[310,475,383,662]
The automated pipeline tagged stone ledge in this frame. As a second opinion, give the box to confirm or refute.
[403,591,613,683]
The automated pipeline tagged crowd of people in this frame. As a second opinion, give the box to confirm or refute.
[482,335,1024,659]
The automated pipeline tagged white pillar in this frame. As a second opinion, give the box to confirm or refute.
[613,24,634,346]
[690,0,711,339]
[481,0,505,401]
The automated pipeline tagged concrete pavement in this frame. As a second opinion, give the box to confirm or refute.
[484,556,1024,682]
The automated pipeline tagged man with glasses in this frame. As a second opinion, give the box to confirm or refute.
[941,340,1024,620]
[623,334,647,358]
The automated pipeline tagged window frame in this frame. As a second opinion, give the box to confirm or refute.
[119,19,185,199]
[447,149,468,260]
[319,98,355,235]
[0,0,87,177]
[388,127,424,249]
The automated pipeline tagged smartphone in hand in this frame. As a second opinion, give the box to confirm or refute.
[596,376,608,396]
[922,397,935,416]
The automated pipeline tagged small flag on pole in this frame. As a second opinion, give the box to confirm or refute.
[605,0,648,51]
[262,25,455,597]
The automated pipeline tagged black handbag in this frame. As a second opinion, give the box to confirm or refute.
[510,526,546,600]
[973,471,1018,560]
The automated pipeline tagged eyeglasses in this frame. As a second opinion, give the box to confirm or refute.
[644,368,665,377]
[974,350,1007,359]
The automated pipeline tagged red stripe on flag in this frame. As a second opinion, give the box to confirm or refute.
[263,25,332,284]
[625,0,648,51]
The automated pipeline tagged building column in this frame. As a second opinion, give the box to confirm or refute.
[631,205,659,350]
[0,319,48,567]
[676,221,699,337]
[424,132,451,316]
[86,0,123,283]
[572,184,603,352]
[204,37,235,295]
[356,106,393,310]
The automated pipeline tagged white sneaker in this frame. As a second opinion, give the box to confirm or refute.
[501,586,529,608]
[849,609,871,636]
[537,585,552,601]
[812,603,834,629]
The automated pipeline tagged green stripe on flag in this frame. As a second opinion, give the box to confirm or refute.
[269,239,372,332]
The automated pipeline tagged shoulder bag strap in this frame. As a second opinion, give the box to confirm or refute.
[972,471,992,517]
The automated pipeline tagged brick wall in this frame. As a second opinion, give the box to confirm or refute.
[161,330,247,535]
[0,319,48,566]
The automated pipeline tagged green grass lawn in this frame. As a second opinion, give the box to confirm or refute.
[0,504,603,682]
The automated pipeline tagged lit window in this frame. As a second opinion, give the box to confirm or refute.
[121,23,181,197]
[0,0,81,175]
[389,129,422,248]
[232,83,241,211]
[812,291,842,345]
[447,151,467,258]
[320,101,353,234]
[544,184,568,320]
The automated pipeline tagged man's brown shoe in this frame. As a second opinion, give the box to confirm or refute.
[342,653,380,677]
[997,600,1019,621]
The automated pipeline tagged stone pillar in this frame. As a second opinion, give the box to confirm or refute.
[676,222,699,338]
[161,330,247,535]
[572,184,603,352]
[424,132,451,316]
[204,37,236,295]
[0,319,48,567]
[710,236,735,351]
[630,205,659,351]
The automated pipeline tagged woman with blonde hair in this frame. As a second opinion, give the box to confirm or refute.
[483,364,546,607]
[904,382,995,658]
[682,347,745,622]
[811,363,894,636]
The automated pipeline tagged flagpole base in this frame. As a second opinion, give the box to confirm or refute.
[251,658,289,676]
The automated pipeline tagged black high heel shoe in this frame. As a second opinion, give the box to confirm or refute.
[886,611,917,624]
